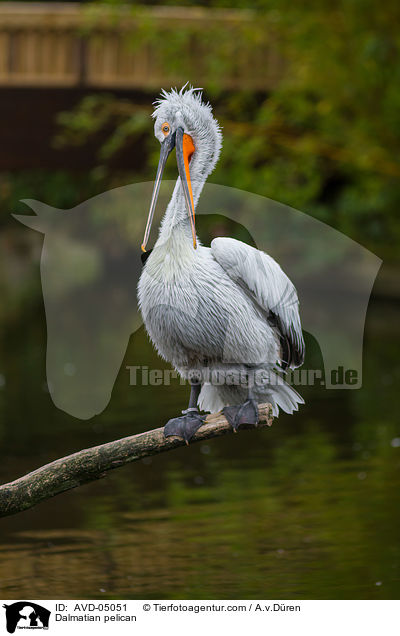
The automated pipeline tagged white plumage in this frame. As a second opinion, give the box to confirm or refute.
[138,86,304,436]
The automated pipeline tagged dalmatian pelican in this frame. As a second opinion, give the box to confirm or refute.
[138,86,305,442]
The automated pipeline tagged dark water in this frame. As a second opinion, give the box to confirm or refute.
[0,246,399,599]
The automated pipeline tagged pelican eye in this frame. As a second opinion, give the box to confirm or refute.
[161,122,170,136]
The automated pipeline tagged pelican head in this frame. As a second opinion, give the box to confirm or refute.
[141,85,222,252]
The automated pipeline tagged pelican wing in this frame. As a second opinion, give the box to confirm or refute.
[211,237,304,369]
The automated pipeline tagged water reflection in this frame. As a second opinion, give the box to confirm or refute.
[0,229,399,600]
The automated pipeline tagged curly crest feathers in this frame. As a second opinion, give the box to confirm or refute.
[151,83,222,178]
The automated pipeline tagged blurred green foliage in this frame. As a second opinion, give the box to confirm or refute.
[53,0,400,262]
[1,0,399,263]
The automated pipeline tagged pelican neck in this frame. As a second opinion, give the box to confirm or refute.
[156,169,205,246]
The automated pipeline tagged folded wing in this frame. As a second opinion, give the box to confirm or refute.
[211,237,305,370]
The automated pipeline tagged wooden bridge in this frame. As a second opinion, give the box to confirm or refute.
[0,2,282,91]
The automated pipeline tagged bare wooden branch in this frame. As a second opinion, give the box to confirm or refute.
[0,404,273,518]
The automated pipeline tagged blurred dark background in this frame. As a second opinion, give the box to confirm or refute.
[1,0,400,267]
[0,0,399,600]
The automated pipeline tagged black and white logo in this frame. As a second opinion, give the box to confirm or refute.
[2,602,50,633]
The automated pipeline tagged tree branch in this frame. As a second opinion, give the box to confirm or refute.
[0,404,273,518]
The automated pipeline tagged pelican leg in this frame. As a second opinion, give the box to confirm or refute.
[164,377,206,444]
[222,370,259,432]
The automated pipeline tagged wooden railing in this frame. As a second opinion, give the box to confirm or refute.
[0,2,282,90]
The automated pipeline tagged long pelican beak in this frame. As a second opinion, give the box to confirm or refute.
[141,126,197,252]
[175,127,197,249]
[141,131,176,252]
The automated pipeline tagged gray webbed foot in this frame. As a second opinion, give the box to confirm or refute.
[164,409,206,444]
[223,398,259,432]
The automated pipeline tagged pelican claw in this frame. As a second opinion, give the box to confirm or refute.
[223,399,259,432]
[164,411,206,443]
